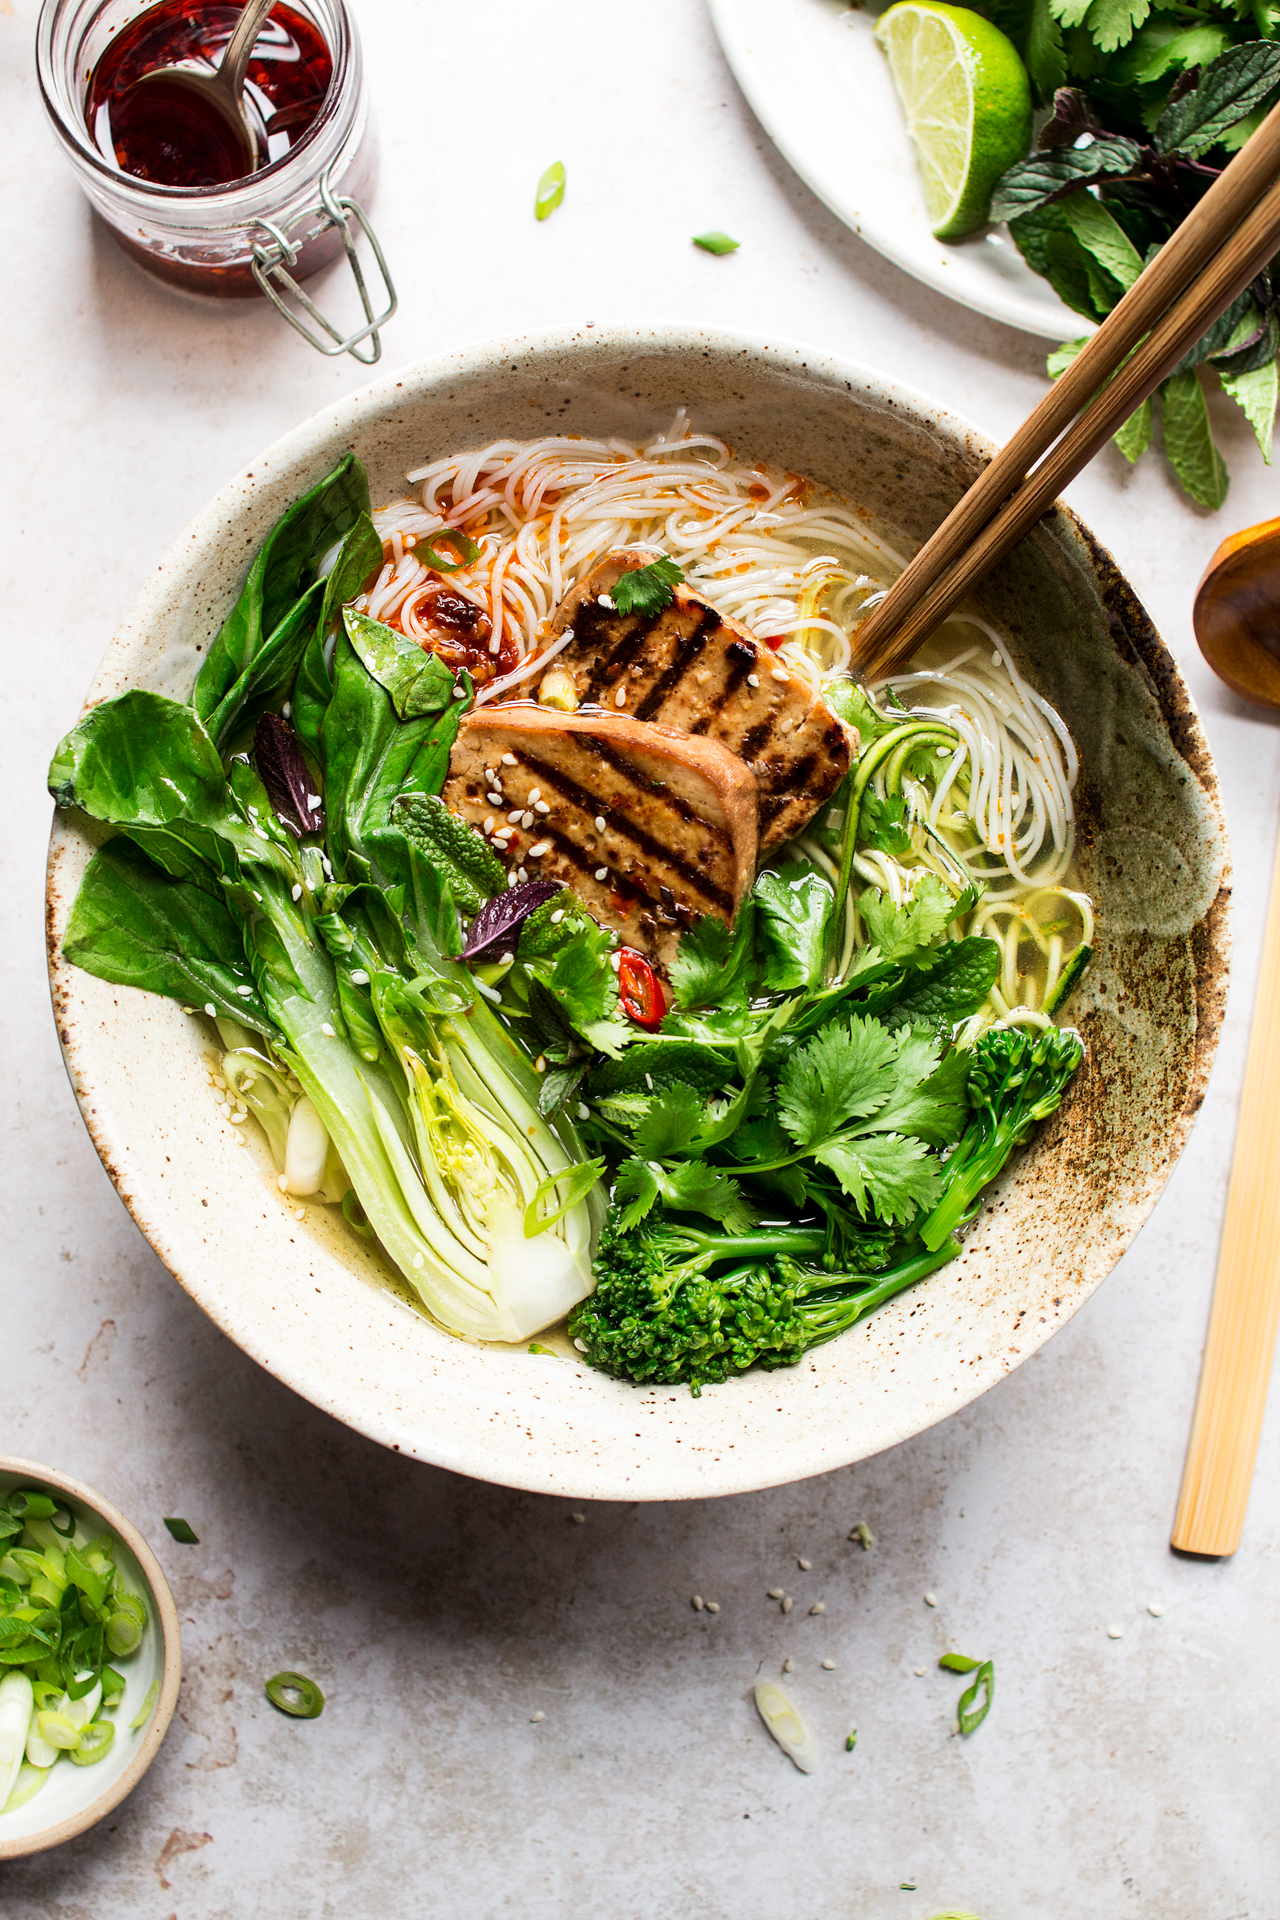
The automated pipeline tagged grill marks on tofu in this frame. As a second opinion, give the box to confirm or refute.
[443,707,758,969]
[545,549,850,849]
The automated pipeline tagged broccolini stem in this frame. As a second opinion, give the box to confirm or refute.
[798,1238,960,1346]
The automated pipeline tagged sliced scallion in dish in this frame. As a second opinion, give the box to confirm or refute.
[265,1671,325,1718]
[535,161,566,220]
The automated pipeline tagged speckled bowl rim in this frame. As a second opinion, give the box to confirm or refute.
[44,322,1230,1500]
[0,1458,182,1859]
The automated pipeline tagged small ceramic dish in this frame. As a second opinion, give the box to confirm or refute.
[45,324,1231,1501]
[0,1459,181,1858]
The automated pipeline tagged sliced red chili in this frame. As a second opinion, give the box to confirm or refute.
[617,949,665,1030]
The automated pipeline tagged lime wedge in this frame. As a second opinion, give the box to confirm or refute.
[875,2,1031,241]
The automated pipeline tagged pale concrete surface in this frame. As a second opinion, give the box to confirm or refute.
[2,2,1278,1914]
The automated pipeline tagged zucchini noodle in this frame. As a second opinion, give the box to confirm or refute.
[366,410,1092,1022]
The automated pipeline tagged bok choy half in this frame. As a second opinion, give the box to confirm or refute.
[49,455,603,1343]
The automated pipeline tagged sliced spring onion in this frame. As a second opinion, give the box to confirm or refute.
[845,1730,858,1750]
[6,1491,57,1522]
[938,1652,980,1673]
[129,1678,160,1731]
[523,1158,606,1238]
[105,1594,147,1657]
[534,161,566,220]
[99,1666,126,1708]
[265,1671,324,1719]
[692,230,740,255]
[956,1659,994,1736]
[163,1517,199,1545]
[0,1672,34,1808]
[68,1720,115,1766]
[2,1761,49,1813]
[36,1710,82,1752]
[415,528,481,573]
[753,1679,816,1774]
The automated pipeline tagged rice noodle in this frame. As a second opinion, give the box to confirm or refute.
[366,410,1085,996]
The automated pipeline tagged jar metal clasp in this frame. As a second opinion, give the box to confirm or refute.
[251,166,396,364]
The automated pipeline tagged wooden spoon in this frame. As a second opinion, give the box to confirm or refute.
[1172,521,1280,1555]
[1193,514,1280,708]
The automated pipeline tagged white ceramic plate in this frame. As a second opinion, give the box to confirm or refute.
[47,325,1226,1503]
[710,0,1090,341]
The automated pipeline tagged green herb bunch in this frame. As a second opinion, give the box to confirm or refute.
[979,3,1280,504]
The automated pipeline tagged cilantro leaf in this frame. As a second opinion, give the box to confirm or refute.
[813,1133,943,1226]
[777,1017,900,1149]
[656,1160,756,1233]
[867,1033,970,1146]
[858,791,913,856]
[823,678,898,746]
[755,865,834,993]
[610,556,685,618]
[669,900,757,1008]
[614,1157,659,1231]
[633,1083,708,1158]
[858,876,957,965]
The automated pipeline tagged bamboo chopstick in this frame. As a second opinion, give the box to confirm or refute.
[1172,821,1280,1556]
[855,174,1280,676]
[852,99,1280,679]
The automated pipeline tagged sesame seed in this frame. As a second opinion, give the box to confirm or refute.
[483,817,495,834]
[528,787,542,803]
[321,1022,336,1037]
[1147,1601,1165,1617]
[610,951,621,971]
[218,1102,232,1119]
[614,687,627,707]
[644,1073,654,1091]
[451,686,467,699]
[204,1003,217,1017]
[277,1174,289,1192]
[534,1056,547,1073]
[550,909,565,924]
[293,1206,306,1221]
[307,794,321,810]
[771,668,790,683]
[577,1103,590,1120]
[484,768,496,782]
[573,1337,588,1352]
[520,811,535,828]
[517,867,528,882]
[530,1711,544,1722]
[282,701,292,718]
[292,884,303,902]
[704,1601,720,1614]
[767,1588,785,1600]
[797,1558,811,1571]
[499,953,514,966]
[913,1667,927,1677]
[924,1593,938,1608]
[508,809,523,823]
[781,1597,793,1614]
[502,752,517,765]
[809,1602,825,1615]
[820,1659,835,1671]
[692,1596,704,1611]
[1107,1624,1124,1639]
[413,1252,425,1269]
[782,1657,794,1673]
[236,985,254,997]
[507,874,519,888]
[747,673,760,687]
[570,1512,585,1524]
[595,867,608,881]
[598,593,614,609]
[528,842,551,858]
[487,793,503,807]
[534,799,551,814]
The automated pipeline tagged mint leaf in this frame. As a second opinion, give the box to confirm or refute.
[1113,399,1154,463]
[1059,194,1143,290]
[990,137,1140,223]
[1161,370,1229,509]
[1155,42,1280,158]
[1220,342,1278,463]
[611,555,685,617]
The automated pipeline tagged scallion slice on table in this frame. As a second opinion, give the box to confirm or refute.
[265,1671,325,1718]
[535,161,566,220]
[163,1517,199,1544]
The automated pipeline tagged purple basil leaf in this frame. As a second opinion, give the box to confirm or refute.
[255,712,324,840]
[461,879,560,963]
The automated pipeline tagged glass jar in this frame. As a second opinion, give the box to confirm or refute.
[36,0,395,358]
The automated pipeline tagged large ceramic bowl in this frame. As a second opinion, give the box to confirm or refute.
[46,325,1230,1501]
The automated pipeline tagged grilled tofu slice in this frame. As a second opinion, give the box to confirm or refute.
[443,705,758,970]
[541,549,850,849]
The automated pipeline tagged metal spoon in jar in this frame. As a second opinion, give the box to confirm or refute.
[131,0,277,176]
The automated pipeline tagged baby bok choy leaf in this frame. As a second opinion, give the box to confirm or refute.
[51,677,599,1344]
